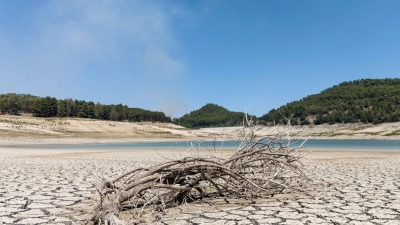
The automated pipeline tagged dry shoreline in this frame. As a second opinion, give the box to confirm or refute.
[2,116,400,223]
[1,115,400,148]
[1,147,400,224]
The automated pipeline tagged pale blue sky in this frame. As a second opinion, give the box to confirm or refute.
[0,1,399,117]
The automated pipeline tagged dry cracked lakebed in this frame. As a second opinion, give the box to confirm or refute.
[0,148,400,224]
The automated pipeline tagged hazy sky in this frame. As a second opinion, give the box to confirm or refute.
[1,1,399,117]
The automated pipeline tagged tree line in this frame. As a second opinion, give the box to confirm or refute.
[259,78,400,125]
[0,93,171,122]
[3,78,400,127]
[173,103,252,128]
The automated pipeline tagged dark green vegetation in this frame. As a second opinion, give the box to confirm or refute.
[2,78,400,127]
[260,78,400,125]
[172,103,250,128]
[0,93,171,122]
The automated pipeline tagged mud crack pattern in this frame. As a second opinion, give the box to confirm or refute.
[0,149,399,224]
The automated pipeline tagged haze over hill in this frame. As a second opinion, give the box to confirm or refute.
[2,78,400,129]
[2,78,400,144]
[1,1,399,118]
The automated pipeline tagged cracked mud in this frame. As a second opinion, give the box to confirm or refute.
[1,148,400,224]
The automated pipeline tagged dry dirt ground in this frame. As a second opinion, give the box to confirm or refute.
[0,115,205,142]
[0,147,400,225]
[1,115,400,224]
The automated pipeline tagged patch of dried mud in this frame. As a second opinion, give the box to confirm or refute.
[1,149,400,224]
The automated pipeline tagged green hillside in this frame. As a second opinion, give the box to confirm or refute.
[173,103,249,128]
[260,78,400,125]
[3,78,400,127]
[0,93,171,122]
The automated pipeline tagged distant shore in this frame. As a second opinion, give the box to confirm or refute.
[1,114,400,147]
[0,137,197,147]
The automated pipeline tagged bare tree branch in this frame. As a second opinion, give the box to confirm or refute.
[90,118,312,224]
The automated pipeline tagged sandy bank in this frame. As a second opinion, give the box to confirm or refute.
[1,115,400,148]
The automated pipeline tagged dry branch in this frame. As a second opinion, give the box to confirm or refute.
[90,120,312,224]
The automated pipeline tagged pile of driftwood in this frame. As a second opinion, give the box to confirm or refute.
[91,124,311,224]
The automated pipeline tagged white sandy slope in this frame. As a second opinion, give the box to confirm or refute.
[1,115,400,146]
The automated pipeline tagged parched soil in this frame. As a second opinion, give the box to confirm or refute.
[1,148,400,224]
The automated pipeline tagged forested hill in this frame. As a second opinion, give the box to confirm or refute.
[260,78,400,125]
[173,103,249,128]
[0,93,171,122]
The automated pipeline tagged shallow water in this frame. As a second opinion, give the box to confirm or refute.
[6,139,400,151]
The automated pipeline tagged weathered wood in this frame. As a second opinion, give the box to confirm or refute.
[91,122,311,224]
